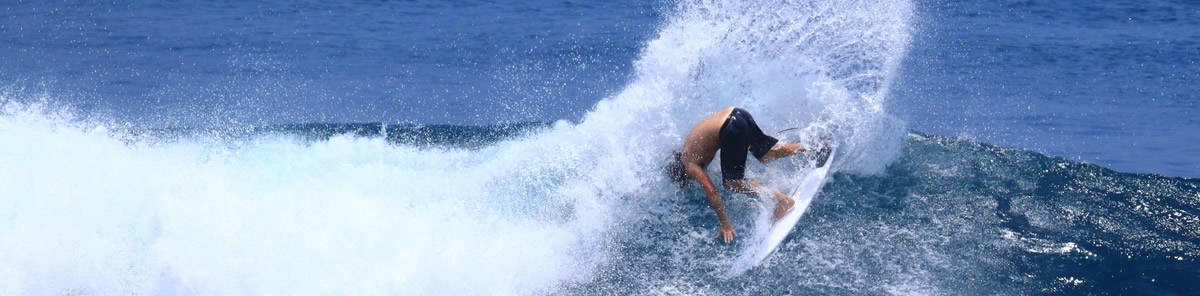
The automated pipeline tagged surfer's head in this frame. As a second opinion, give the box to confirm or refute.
[666,150,688,188]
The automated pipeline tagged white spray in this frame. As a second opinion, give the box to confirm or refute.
[0,0,911,294]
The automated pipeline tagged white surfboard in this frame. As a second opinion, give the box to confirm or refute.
[727,147,836,276]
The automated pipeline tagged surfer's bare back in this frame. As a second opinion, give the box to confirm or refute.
[668,107,811,244]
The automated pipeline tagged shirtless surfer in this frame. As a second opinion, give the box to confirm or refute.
[669,107,822,244]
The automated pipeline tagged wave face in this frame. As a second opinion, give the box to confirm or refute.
[6,112,1197,295]
[13,0,1194,295]
[569,132,1200,295]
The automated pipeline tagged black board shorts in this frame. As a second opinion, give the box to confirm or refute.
[719,108,779,182]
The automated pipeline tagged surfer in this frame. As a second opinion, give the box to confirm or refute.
[668,107,823,244]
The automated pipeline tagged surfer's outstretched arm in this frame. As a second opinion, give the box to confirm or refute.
[685,163,736,244]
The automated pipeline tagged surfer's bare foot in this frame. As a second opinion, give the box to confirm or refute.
[773,194,795,221]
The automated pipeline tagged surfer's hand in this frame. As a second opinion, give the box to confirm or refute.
[716,223,736,244]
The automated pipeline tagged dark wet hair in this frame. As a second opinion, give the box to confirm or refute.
[665,150,688,188]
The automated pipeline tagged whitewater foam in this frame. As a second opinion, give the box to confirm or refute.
[0,104,604,295]
[0,0,915,294]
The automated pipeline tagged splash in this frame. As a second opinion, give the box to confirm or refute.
[0,0,913,294]
[579,0,912,175]
[0,102,596,295]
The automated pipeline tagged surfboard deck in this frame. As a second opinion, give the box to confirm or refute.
[727,146,835,276]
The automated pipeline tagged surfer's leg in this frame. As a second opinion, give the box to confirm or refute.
[733,109,781,163]
[725,180,795,221]
[771,190,794,221]
[719,111,751,182]
[760,142,806,163]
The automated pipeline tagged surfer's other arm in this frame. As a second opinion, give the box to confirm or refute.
[684,162,736,244]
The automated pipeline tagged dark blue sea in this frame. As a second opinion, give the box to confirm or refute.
[1,0,1197,295]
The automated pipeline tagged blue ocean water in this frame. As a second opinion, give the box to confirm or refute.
[892,0,1200,178]
[0,0,660,125]
[2,0,1195,177]
[1,0,1198,295]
